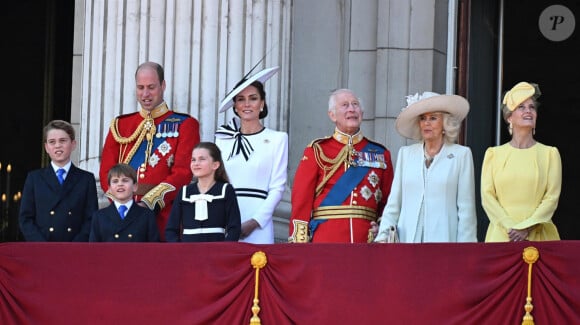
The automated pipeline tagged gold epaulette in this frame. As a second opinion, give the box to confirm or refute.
[109,115,151,145]
[364,138,388,151]
[307,136,331,148]
[311,138,351,197]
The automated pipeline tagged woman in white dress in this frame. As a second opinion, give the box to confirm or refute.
[215,67,288,244]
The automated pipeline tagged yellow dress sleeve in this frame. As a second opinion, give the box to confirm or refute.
[514,146,561,238]
[481,147,516,231]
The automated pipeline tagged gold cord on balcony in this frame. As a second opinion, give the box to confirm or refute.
[250,251,267,325]
[521,246,539,325]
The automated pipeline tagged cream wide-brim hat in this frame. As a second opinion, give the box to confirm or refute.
[395,92,469,140]
[218,66,280,113]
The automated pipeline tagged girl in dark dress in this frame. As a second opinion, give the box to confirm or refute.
[165,142,241,242]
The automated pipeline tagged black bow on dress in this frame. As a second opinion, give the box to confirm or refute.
[215,118,254,161]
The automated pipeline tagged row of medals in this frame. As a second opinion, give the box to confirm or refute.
[156,123,180,138]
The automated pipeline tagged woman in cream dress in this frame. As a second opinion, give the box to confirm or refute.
[374,92,477,243]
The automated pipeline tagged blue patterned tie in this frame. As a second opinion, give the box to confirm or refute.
[56,168,65,185]
[118,205,127,219]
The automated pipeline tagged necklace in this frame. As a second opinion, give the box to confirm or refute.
[424,143,442,168]
[424,154,434,168]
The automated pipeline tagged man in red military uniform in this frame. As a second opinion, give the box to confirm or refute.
[100,62,200,240]
[289,89,394,243]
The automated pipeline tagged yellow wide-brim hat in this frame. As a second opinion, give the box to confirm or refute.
[396,92,469,140]
[502,81,541,111]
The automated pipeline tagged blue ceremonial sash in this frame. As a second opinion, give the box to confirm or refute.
[320,142,383,206]
[128,113,188,170]
[310,142,384,233]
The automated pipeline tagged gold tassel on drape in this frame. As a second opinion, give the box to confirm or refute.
[250,251,267,325]
[521,246,539,325]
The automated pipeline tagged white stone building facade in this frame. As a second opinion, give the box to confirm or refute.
[71,0,457,242]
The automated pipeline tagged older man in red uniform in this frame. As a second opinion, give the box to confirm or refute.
[289,89,394,243]
[100,62,200,240]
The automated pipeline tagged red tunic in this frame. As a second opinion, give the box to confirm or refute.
[100,103,200,240]
[289,130,393,243]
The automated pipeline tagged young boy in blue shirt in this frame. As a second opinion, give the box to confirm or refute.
[90,163,160,242]
[19,120,99,241]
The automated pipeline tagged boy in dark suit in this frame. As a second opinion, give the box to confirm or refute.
[90,163,160,242]
[19,120,99,241]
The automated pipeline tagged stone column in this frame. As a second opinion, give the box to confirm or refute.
[73,0,291,179]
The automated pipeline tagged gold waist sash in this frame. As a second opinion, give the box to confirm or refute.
[312,205,377,222]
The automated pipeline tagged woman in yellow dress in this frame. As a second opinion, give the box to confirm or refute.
[481,81,561,242]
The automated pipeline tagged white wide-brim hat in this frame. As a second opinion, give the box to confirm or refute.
[396,92,469,140]
[218,66,280,113]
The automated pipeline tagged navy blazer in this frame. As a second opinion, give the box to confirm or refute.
[18,164,99,242]
[90,203,160,242]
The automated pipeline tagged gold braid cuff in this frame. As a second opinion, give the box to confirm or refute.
[140,182,176,210]
[110,117,148,144]
[104,191,115,201]
[288,220,310,243]
[367,229,376,243]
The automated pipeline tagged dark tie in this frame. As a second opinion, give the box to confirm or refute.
[56,168,66,185]
[118,205,128,219]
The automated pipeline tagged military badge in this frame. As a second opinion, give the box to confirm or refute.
[167,154,175,168]
[149,153,160,167]
[360,185,373,201]
[157,141,172,156]
[367,171,379,188]
[374,188,383,203]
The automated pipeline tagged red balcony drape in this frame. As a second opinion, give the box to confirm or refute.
[1,241,579,324]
